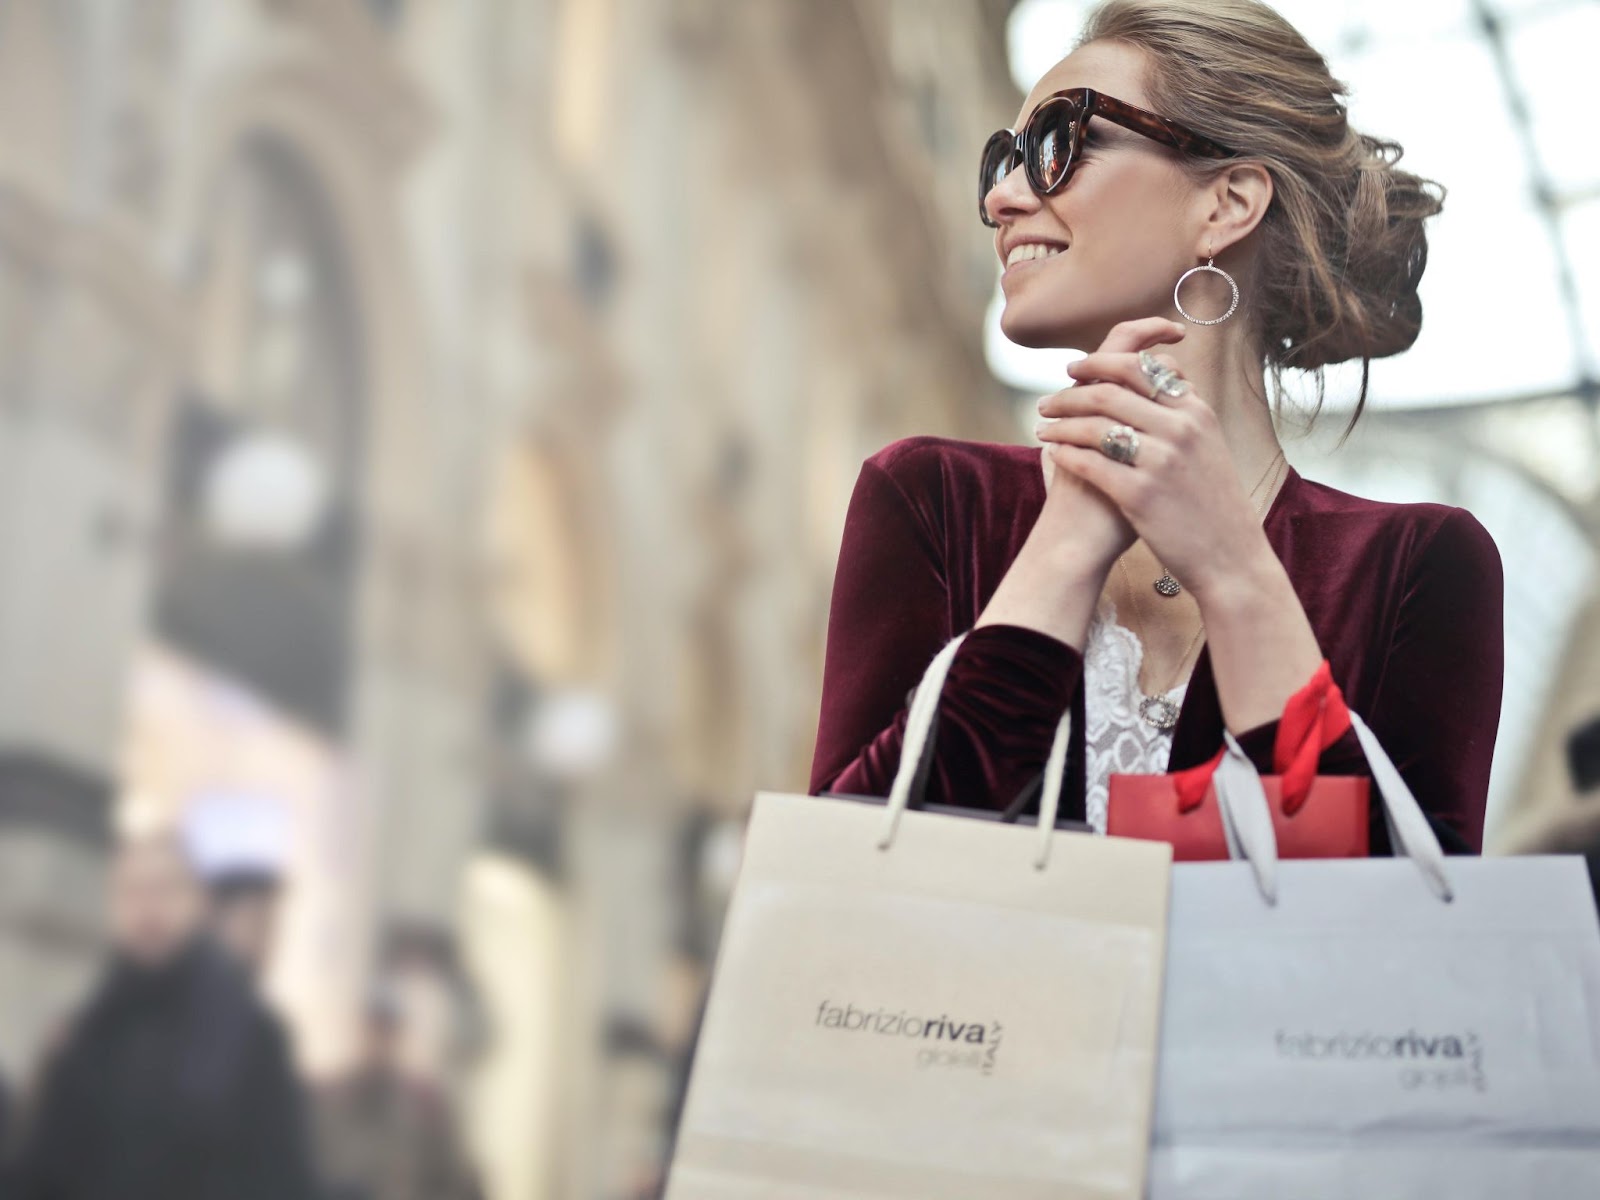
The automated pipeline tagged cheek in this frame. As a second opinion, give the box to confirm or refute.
[1085,238,1171,297]
[1034,229,1175,327]
[1055,170,1184,271]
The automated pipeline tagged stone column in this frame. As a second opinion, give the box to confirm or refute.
[0,190,184,1077]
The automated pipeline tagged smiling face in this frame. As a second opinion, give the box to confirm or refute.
[987,41,1211,352]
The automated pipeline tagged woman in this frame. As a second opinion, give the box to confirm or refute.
[808,0,1503,854]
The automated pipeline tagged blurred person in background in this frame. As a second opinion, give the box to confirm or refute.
[3,832,320,1200]
[1508,715,1600,905]
[182,792,291,982]
[811,0,1502,853]
[205,868,285,982]
[312,987,481,1200]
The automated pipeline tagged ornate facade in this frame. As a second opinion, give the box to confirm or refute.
[0,0,1020,1195]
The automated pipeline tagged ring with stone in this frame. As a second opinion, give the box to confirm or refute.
[1152,371,1190,399]
[1137,349,1167,388]
[1138,350,1190,399]
[1100,423,1140,465]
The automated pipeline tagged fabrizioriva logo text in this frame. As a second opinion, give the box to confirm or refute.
[1275,1028,1486,1092]
[814,1001,1003,1074]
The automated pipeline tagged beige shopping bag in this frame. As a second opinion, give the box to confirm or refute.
[666,635,1174,1200]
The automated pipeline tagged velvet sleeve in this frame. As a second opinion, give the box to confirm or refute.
[809,455,1082,808]
[1233,508,1504,854]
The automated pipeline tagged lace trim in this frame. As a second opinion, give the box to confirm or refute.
[1082,598,1186,835]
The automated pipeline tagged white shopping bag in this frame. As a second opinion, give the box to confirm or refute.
[1151,717,1600,1199]
[666,635,1175,1200]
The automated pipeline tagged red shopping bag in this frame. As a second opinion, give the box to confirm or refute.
[1107,661,1370,860]
[1107,774,1368,860]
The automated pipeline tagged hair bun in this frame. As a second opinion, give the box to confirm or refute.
[1283,133,1445,371]
[1079,0,1450,430]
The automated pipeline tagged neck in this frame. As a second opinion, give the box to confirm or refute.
[1165,326,1283,488]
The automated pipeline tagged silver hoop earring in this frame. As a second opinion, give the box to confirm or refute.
[1174,257,1240,326]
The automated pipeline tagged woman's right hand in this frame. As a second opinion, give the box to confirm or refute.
[976,317,1186,647]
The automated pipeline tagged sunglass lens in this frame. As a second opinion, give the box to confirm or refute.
[1030,98,1081,191]
[983,136,1017,189]
[979,133,1014,224]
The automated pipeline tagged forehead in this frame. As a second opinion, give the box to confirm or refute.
[1014,40,1151,129]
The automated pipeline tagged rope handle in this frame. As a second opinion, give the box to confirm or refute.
[879,634,1072,870]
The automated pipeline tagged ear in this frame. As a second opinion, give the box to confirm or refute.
[1196,160,1274,258]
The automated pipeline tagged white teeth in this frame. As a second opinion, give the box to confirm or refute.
[1006,242,1066,267]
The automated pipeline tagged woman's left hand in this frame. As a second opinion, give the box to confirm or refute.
[1034,349,1272,598]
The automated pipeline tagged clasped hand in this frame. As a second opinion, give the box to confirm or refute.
[1034,316,1274,598]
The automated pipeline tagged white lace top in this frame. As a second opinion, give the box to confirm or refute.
[1081,598,1189,834]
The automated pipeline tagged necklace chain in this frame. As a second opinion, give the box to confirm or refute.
[1115,450,1288,728]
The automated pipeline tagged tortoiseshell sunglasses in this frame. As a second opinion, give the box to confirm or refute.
[979,87,1236,228]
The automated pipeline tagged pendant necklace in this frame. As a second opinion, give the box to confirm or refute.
[1118,553,1204,731]
[1120,451,1289,731]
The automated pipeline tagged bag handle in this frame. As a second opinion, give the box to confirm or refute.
[879,633,1073,870]
[1210,730,1281,904]
[1172,660,1349,816]
[1205,665,1454,905]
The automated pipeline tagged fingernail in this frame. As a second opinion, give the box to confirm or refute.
[1036,395,1050,414]
[1034,418,1053,438]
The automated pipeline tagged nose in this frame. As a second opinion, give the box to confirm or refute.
[983,159,1040,229]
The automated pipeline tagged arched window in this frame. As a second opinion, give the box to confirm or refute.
[157,134,365,735]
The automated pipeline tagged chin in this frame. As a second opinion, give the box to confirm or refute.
[999,304,1095,353]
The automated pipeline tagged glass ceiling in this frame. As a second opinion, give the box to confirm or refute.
[990,0,1600,413]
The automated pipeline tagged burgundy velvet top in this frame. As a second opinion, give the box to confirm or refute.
[809,437,1505,854]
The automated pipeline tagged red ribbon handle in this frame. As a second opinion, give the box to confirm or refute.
[1273,659,1351,814]
[1170,660,1351,816]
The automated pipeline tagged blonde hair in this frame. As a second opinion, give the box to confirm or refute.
[1077,0,1445,429]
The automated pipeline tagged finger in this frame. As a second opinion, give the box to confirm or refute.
[1049,442,1133,500]
[1069,349,1180,388]
[1038,419,1166,480]
[1038,382,1182,434]
[1035,414,1126,451]
[1069,351,1160,402]
[1068,350,1191,404]
[1094,317,1186,356]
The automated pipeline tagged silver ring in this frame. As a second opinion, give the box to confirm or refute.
[1137,349,1167,394]
[1153,371,1190,399]
[1137,351,1190,400]
[1100,423,1139,465]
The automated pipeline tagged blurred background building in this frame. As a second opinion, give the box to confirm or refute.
[0,1,1593,1198]
[0,1,1016,1196]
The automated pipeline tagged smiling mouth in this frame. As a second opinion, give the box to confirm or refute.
[1004,242,1068,270]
